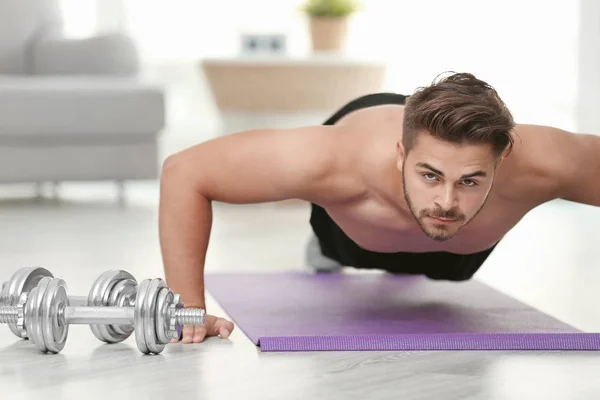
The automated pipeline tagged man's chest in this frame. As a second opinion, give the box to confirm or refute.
[322,196,528,254]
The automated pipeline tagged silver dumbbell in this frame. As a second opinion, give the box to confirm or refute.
[1,267,137,343]
[0,276,205,355]
[1,267,57,337]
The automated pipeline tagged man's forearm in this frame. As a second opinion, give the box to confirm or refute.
[159,163,212,310]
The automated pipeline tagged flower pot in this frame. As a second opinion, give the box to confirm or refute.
[309,16,348,52]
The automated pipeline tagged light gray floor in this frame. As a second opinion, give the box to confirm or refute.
[0,186,600,400]
[1,63,600,398]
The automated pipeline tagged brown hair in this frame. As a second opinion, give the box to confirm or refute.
[402,72,516,160]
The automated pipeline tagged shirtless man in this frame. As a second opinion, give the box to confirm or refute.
[159,72,600,344]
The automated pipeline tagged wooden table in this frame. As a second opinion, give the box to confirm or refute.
[200,53,387,113]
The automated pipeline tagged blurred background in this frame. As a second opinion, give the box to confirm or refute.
[1,0,597,200]
[57,0,600,143]
[1,0,600,333]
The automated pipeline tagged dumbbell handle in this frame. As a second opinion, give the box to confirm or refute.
[0,305,205,326]
[66,306,135,325]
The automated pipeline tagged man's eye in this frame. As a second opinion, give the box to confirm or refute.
[423,173,437,181]
[462,179,477,186]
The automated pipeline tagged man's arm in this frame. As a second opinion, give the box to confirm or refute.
[158,124,355,309]
[526,125,600,206]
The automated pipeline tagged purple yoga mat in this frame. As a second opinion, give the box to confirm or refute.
[205,271,600,351]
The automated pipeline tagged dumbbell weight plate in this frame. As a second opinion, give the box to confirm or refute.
[25,276,69,353]
[87,270,137,343]
[2,267,53,338]
[155,287,176,345]
[134,278,167,355]
[43,278,69,353]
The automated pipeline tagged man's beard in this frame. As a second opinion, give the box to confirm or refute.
[401,169,485,242]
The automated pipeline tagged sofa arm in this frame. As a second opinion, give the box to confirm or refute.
[31,32,140,76]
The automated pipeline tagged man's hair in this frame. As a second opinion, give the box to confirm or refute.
[402,72,516,160]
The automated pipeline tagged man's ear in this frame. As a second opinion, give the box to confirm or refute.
[494,147,510,167]
[396,141,405,169]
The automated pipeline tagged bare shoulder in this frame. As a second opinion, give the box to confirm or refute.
[501,123,600,205]
[165,123,366,205]
[286,124,367,203]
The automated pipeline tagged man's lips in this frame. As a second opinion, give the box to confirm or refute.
[428,216,457,224]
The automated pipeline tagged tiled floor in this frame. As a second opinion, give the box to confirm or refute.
[1,64,600,398]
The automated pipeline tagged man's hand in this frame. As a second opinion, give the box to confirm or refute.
[172,314,235,343]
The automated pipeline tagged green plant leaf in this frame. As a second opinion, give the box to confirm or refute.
[300,0,360,17]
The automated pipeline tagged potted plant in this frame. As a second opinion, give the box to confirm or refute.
[300,0,360,52]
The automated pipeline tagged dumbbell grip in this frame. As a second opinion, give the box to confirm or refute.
[62,306,206,326]
[0,306,132,325]
[64,306,134,325]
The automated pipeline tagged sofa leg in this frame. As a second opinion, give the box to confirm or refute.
[34,182,44,200]
[116,180,126,206]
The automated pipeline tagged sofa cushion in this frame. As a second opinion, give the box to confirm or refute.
[0,0,62,74]
[0,76,165,136]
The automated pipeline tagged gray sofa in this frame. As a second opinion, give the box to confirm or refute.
[0,0,165,201]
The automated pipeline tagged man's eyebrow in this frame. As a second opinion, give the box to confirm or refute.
[416,162,487,179]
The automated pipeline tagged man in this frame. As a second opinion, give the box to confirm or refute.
[159,72,600,344]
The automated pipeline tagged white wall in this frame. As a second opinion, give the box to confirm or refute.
[60,0,96,38]
[351,1,580,131]
[576,0,600,134]
[61,0,585,132]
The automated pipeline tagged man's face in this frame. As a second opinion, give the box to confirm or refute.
[398,133,497,242]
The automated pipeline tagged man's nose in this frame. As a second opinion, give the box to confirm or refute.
[436,185,457,210]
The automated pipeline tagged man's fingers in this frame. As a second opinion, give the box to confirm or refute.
[219,325,231,339]
[181,325,195,344]
[175,315,235,344]
[211,317,235,338]
[220,319,235,338]
[193,326,207,343]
